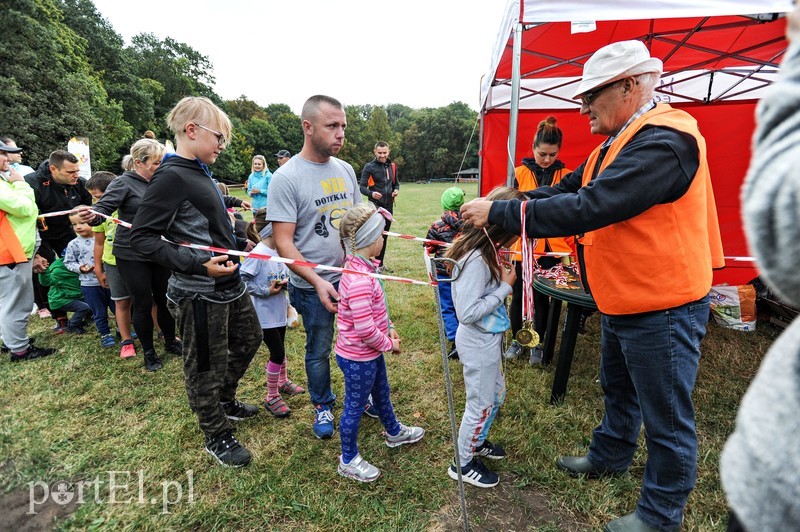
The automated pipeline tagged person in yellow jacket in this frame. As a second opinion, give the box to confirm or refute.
[461,41,723,532]
[504,116,573,363]
[0,140,56,362]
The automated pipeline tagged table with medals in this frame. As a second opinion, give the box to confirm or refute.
[532,269,597,404]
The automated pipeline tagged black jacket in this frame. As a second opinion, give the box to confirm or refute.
[24,160,92,258]
[426,210,464,276]
[130,154,247,296]
[360,159,399,211]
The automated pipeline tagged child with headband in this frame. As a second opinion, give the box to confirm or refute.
[444,186,524,488]
[335,203,424,482]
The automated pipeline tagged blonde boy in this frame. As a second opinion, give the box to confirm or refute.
[130,97,262,467]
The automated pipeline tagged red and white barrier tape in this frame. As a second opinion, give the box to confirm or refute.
[89,210,435,287]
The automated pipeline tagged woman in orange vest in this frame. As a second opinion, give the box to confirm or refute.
[505,117,572,364]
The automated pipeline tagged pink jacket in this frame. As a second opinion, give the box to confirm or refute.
[335,255,393,362]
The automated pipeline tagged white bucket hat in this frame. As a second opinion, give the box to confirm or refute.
[572,40,663,99]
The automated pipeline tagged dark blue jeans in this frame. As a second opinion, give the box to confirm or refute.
[81,285,115,336]
[587,296,710,530]
[57,299,92,329]
[289,283,338,407]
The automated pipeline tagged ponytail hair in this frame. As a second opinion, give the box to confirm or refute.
[533,116,562,148]
[445,186,526,283]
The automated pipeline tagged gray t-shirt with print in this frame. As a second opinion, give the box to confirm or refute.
[266,155,361,289]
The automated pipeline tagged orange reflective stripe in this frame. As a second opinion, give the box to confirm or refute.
[0,211,28,264]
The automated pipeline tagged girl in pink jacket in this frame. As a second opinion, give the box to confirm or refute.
[334,204,424,482]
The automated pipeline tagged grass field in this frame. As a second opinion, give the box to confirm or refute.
[1,182,777,530]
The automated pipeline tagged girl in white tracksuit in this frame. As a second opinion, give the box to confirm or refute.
[445,186,525,488]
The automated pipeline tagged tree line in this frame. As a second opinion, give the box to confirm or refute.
[0,0,479,181]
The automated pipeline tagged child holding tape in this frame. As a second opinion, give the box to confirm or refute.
[241,208,306,418]
[444,186,524,488]
[130,96,263,468]
[334,203,424,482]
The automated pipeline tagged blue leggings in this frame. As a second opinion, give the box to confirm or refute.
[336,354,400,463]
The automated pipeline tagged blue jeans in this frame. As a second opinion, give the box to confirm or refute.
[587,296,709,530]
[437,278,458,341]
[336,354,400,463]
[289,283,337,407]
[58,299,92,329]
[81,285,115,336]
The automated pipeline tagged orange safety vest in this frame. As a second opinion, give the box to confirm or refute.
[577,104,724,315]
[0,211,28,265]
[510,165,573,261]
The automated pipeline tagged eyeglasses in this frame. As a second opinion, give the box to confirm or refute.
[195,124,228,147]
[580,80,620,106]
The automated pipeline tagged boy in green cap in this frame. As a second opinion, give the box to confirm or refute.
[425,187,466,358]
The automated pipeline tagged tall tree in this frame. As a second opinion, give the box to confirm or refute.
[0,0,131,169]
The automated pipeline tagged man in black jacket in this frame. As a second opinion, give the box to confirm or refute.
[24,150,92,324]
[359,141,399,269]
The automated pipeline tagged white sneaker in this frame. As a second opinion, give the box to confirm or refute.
[385,423,425,448]
[338,454,380,482]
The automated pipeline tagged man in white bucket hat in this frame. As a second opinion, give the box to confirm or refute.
[462,40,724,531]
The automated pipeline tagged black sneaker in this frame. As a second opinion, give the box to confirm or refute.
[448,458,499,488]
[529,345,544,365]
[164,340,183,357]
[204,431,251,467]
[474,440,506,460]
[222,399,259,421]
[143,349,163,372]
[446,341,459,360]
[9,345,57,363]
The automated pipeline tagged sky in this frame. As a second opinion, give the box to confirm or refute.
[90,0,509,114]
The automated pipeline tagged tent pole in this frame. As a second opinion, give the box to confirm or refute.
[507,21,523,185]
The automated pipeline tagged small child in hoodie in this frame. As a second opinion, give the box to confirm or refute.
[63,213,116,346]
[38,256,89,335]
[426,187,466,359]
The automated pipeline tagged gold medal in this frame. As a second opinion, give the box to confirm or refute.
[515,322,539,347]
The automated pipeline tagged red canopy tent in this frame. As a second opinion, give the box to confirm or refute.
[478,0,791,284]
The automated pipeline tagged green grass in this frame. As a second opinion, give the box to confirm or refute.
[1,182,776,530]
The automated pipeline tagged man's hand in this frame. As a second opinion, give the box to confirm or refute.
[314,279,340,313]
[460,199,493,228]
[75,205,96,223]
[240,200,252,210]
[392,190,398,198]
[32,254,48,274]
[5,167,23,183]
[372,191,383,200]
[203,254,238,278]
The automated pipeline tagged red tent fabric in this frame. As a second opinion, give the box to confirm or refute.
[479,2,789,284]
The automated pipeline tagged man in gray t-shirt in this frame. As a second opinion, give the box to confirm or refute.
[268,95,361,440]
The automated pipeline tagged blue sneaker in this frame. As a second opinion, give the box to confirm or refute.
[100,334,116,348]
[313,404,334,439]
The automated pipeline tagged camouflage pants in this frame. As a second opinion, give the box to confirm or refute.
[168,290,262,439]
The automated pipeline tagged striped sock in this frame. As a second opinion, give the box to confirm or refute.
[278,360,289,387]
[266,361,281,400]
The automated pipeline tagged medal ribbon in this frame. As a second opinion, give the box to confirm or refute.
[520,201,537,326]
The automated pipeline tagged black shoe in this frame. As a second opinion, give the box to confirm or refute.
[578,312,590,335]
[164,339,183,357]
[474,440,506,460]
[556,455,620,478]
[222,399,259,421]
[446,341,459,360]
[143,349,163,372]
[448,458,499,488]
[9,344,57,363]
[205,430,252,467]
[603,512,666,532]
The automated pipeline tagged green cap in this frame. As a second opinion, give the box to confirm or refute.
[441,187,466,211]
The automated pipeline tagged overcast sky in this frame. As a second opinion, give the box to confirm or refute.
[90,0,508,114]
